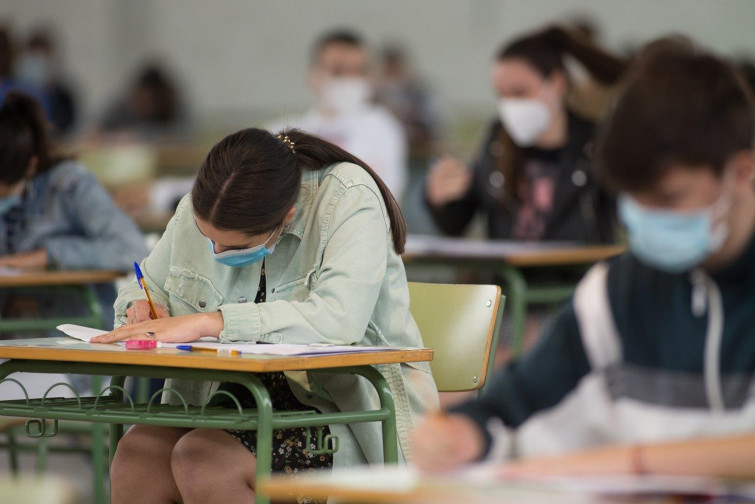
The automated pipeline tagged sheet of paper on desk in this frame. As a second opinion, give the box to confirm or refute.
[189,342,397,356]
[56,324,108,342]
[0,266,22,276]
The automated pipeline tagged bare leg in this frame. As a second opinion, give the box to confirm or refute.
[171,428,257,504]
[111,425,189,504]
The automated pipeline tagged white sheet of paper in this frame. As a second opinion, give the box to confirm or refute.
[56,324,108,342]
[188,342,395,356]
[0,266,22,276]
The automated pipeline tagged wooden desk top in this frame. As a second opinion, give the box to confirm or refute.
[0,338,433,373]
[403,235,625,268]
[259,468,752,504]
[0,270,125,288]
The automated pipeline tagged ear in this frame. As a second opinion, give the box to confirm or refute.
[728,150,754,185]
[283,205,297,224]
[25,156,39,178]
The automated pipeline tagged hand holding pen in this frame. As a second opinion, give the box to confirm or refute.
[126,262,171,325]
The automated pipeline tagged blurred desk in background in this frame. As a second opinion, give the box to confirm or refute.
[0,269,124,334]
[403,235,625,357]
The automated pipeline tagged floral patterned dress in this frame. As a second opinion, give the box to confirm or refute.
[220,261,333,499]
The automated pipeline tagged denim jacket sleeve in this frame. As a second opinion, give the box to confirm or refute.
[44,167,149,271]
[218,182,388,344]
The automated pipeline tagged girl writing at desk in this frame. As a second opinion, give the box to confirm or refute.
[92,128,439,504]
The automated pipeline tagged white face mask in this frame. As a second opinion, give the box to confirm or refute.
[497,97,552,147]
[321,78,372,114]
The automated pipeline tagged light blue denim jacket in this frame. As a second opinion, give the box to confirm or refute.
[0,161,149,327]
[114,162,439,467]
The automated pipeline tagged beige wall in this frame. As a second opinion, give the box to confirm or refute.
[3,0,755,129]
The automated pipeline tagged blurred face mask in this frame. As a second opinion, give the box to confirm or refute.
[618,193,731,273]
[17,53,51,87]
[0,182,24,216]
[321,77,372,114]
[497,97,552,147]
[208,225,281,268]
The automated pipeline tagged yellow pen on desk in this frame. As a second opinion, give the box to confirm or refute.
[176,345,242,356]
[133,261,158,320]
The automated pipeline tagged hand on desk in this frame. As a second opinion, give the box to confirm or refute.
[410,413,486,472]
[91,311,224,344]
[0,249,48,269]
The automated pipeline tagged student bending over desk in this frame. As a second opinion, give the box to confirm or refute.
[412,39,755,479]
[92,128,439,504]
[0,91,148,330]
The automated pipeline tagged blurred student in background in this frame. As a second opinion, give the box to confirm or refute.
[0,25,50,118]
[16,27,78,135]
[100,62,187,138]
[426,26,625,243]
[269,29,408,201]
[412,39,755,479]
[0,92,148,329]
[376,44,440,156]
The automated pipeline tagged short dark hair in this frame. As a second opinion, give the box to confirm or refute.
[310,29,365,65]
[0,91,65,185]
[595,38,755,192]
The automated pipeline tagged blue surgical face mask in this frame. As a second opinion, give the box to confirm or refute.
[209,225,281,268]
[0,194,21,216]
[618,193,730,274]
[0,181,24,215]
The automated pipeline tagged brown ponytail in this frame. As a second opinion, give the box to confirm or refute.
[0,91,64,185]
[192,127,407,254]
[493,25,627,203]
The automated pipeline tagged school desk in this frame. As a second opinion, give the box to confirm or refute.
[258,466,755,504]
[0,269,124,334]
[0,338,432,504]
[402,235,625,356]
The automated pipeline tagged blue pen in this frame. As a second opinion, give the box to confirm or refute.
[177,345,241,356]
[133,261,158,320]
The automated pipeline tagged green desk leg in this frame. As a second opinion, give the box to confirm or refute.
[499,264,528,358]
[354,366,398,463]
[231,374,272,504]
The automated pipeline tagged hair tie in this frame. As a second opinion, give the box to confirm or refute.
[277,134,296,154]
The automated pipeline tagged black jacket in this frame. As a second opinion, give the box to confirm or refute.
[427,113,615,243]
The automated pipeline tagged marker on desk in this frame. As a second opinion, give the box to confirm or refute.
[133,261,159,320]
[126,340,162,350]
[176,345,242,356]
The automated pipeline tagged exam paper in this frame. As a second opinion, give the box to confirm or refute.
[56,324,108,342]
[188,342,396,356]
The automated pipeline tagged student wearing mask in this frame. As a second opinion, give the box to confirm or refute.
[411,40,755,478]
[269,29,408,202]
[92,128,438,504]
[16,28,78,135]
[0,91,148,329]
[426,26,625,243]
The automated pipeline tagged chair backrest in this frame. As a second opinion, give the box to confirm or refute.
[408,282,505,392]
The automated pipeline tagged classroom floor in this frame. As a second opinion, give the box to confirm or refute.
[0,433,102,504]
